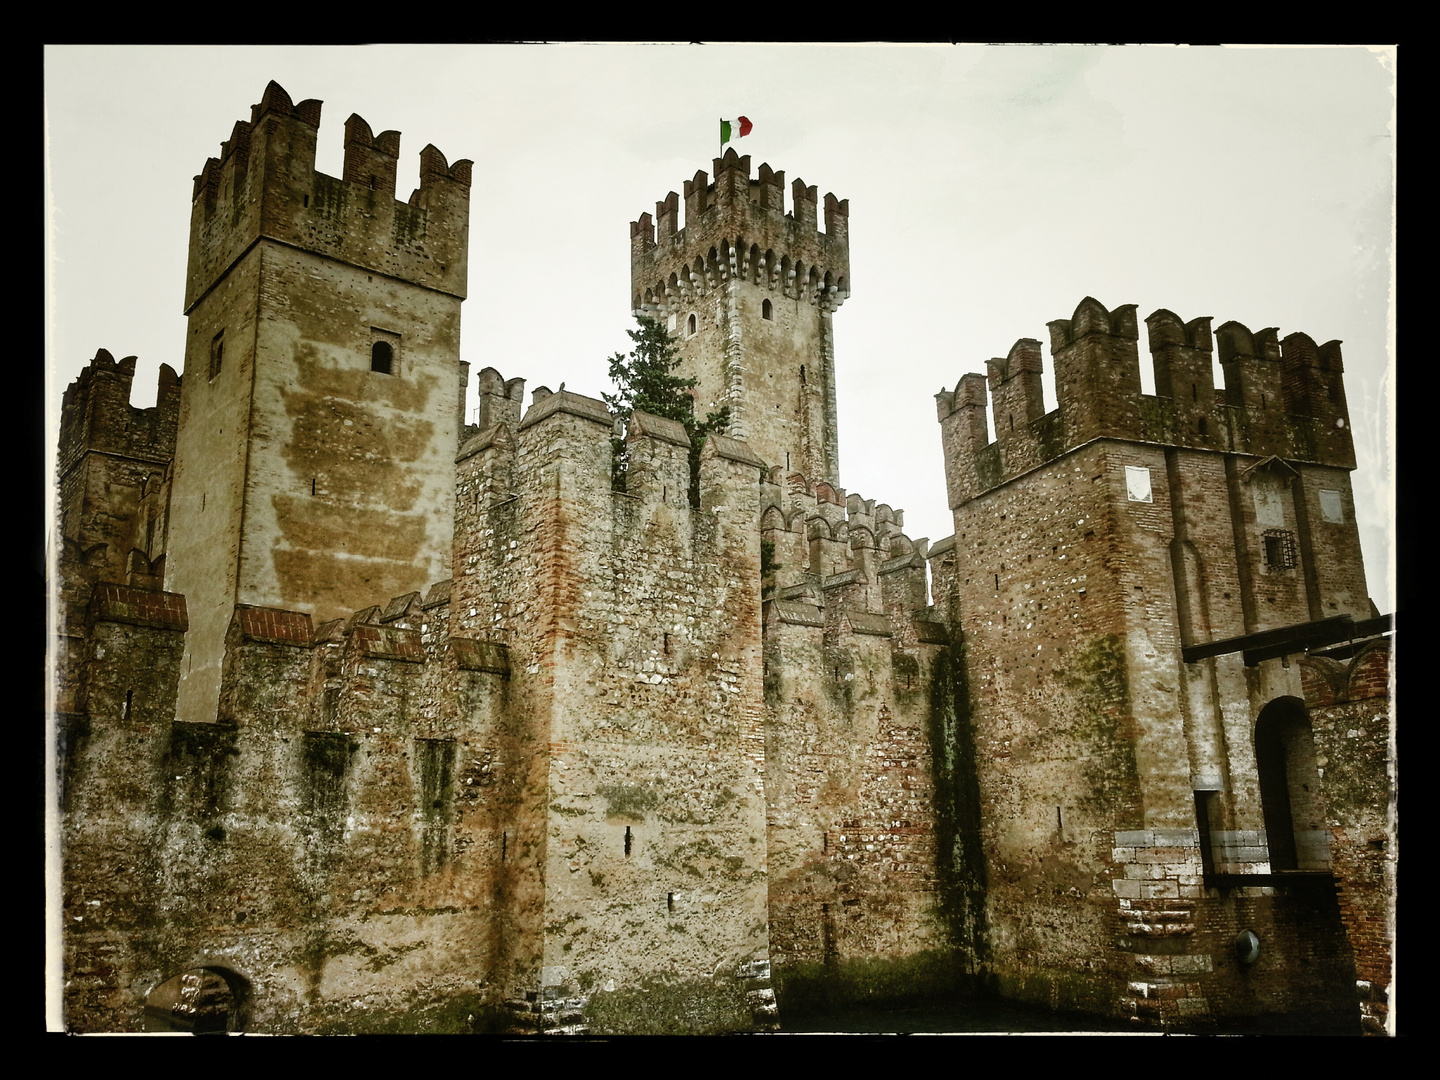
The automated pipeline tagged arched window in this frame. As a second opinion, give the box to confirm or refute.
[371,340,393,375]
[1254,697,1330,871]
[687,313,697,337]
[762,298,773,321]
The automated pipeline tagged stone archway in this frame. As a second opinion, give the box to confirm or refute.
[143,966,251,1034]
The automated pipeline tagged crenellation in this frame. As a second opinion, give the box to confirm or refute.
[942,301,1363,510]
[342,113,401,197]
[57,93,1391,1036]
[473,365,527,432]
[185,81,470,317]
[58,350,181,597]
[624,409,691,504]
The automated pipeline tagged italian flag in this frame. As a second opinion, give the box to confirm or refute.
[720,117,753,146]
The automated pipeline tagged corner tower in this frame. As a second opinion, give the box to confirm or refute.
[934,297,1378,1027]
[630,149,849,483]
[167,81,473,723]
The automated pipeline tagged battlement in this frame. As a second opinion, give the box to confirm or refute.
[447,370,773,637]
[629,149,850,317]
[58,349,180,480]
[755,465,932,627]
[473,366,528,432]
[937,297,1358,508]
[185,81,472,312]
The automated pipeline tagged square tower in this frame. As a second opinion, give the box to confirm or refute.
[630,149,849,485]
[167,82,473,723]
[933,297,1379,1027]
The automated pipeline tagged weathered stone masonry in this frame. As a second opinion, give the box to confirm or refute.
[54,82,1394,1034]
[933,297,1393,1029]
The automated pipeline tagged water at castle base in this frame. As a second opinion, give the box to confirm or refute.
[775,1000,1359,1035]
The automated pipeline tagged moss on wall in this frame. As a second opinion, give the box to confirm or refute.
[581,974,754,1035]
[312,991,485,1034]
[925,642,988,966]
[596,783,659,822]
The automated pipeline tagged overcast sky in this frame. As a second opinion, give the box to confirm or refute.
[43,44,1396,612]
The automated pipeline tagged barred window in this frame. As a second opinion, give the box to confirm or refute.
[1263,529,1297,569]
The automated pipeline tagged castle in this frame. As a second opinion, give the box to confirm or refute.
[53,82,1394,1034]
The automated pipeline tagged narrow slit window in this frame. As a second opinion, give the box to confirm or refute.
[208,331,224,381]
[624,826,633,857]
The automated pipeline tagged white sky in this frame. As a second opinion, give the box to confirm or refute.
[43,44,1396,612]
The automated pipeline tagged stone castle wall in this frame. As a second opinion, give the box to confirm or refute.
[53,86,1393,1034]
[932,296,1389,1029]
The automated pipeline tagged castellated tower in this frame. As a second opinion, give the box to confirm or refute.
[167,82,473,723]
[630,149,849,485]
[932,298,1386,1028]
[55,95,1391,1032]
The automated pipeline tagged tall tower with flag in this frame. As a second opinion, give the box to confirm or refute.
[629,147,849,485]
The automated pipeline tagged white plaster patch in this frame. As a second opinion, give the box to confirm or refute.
[1125,465,1152,503]
[1320,488,1344,523]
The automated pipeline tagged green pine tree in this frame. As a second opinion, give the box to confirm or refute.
[604,316,730,504]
